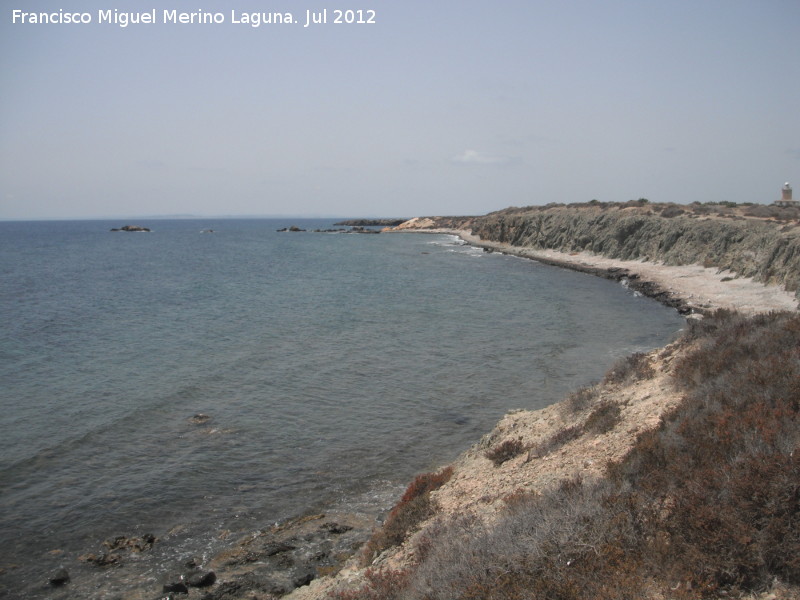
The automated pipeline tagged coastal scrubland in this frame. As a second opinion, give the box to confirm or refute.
[315,310,799,600]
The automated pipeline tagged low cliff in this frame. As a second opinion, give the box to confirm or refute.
[295,311,800,600]
[408,202,800,296]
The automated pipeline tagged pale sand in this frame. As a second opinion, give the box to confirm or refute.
[414,227,798,315]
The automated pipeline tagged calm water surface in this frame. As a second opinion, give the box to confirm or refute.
[0,219,685,597]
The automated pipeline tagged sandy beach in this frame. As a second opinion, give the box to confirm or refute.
[399,225,799,315]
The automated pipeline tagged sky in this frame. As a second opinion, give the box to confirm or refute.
[1,0,799,219]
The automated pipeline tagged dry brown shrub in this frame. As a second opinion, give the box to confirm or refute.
[603,352,655,385]
[563,383,598,414]
[530,423,583,458]
[583,401,622,435]
[361,467,453,565]
[327,567,412,600]
[485,437,525,466]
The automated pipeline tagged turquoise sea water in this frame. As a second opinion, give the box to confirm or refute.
[0,219,685,597]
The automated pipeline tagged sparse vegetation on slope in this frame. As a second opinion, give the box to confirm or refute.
[327,311,800,600]
[410,202,800,295]
[360,467,453,566]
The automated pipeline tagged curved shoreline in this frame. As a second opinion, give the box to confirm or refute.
[287,228,799,600]
[399,227,798,316]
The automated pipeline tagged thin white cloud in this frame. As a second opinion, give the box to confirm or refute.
[451,149,515,165]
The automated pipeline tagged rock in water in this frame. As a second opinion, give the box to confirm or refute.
[48,567,70,586]
[185,569,217,587]
[162,580,189,594]
[110,225,151,232]
[188,413,212,425]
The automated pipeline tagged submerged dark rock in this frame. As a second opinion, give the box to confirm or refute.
[104,533,157,552]
[79,552,122,567]
[48,567,70,587]
[185,569,217,587]
[320,522,353,534]
[162,580,189,594]
[188,413,212,425]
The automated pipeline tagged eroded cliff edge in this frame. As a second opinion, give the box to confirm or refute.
[393,201,800,300]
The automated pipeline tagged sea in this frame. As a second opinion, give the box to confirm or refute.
[0,219,685,598]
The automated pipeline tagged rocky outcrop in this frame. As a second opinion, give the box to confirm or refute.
[78,534,157,569]
[396,203,800,296]
[334,219,406,227]
[198,513,370,599]
[110,225,151,232]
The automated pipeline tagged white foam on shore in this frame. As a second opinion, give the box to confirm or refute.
[448,230,799,315]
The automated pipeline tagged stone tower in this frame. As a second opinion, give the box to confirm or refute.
[775,182,796,206]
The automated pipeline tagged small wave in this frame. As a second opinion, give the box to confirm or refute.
[426,234,466,247]
[620,278,643,297]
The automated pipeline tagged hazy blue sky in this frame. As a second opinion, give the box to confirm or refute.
[2,0,799,219]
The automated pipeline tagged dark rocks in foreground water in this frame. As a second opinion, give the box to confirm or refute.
[185,568,217,588]
[79,533,158,568]
[181,512,372,599]
[162,580,189,594]
[276,226,306,232]
[39,513,369,597]
[104,533,157,552]
[79,552,122,567]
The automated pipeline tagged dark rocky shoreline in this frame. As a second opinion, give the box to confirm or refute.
[31,512,375,600]
[482,246,695,315]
